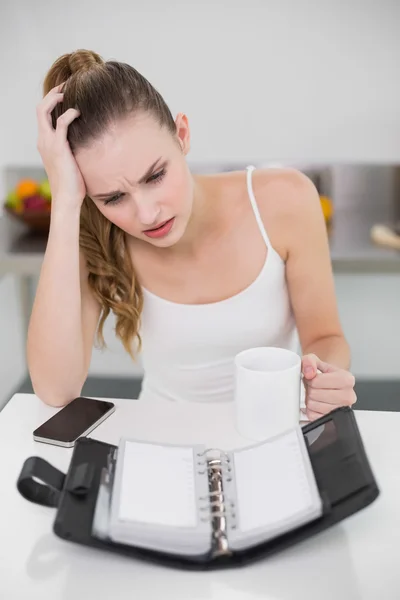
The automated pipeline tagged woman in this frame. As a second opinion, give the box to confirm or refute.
[27,49,356,421]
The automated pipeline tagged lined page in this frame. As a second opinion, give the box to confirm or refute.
[117,441,197,528]
[234,428,320,533]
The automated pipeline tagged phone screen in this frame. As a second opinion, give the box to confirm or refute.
[33,397,115,444]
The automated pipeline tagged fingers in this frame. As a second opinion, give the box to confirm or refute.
[36,83,67,131]
[306,400,333,415]
[37,93,64,132]
[306,397,355,422]
[306,386,357,406]
[302,353,337,379]
[306,392,357,422]
[306,409,325,422]
[37,82,80,156]
[53,109,80,153]
[301,353,318,379]
[55,108,81,139]
[306,371,356,390]
[302,356,357,422]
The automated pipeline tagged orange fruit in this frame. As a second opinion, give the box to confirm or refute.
[16,179,39,199]
[320,195,333,222]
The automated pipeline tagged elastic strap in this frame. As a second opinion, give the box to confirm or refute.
[246,165,272,249]
[17,456,66,508]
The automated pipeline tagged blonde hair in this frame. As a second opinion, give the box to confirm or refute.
[43,49,176,358]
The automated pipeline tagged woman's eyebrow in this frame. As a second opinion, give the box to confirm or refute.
[92,157,163,198]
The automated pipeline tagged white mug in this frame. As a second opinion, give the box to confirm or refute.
[234,346,306,441]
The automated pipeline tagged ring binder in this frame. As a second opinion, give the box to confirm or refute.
[16,407,380,569]
[197,448,231,463]
[196,448,232,476]
[196,448,237,556]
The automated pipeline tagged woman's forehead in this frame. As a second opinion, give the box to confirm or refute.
[75,117,171,189]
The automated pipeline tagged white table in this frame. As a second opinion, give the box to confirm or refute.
[0,393,399,600]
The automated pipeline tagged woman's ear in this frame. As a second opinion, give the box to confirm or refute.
[175,113,191,155]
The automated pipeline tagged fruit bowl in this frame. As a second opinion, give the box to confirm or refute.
[3,177,52,234]
[3,204,51,233]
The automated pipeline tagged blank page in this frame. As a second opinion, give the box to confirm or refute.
[117,441,197,528]
[233,427,321,534]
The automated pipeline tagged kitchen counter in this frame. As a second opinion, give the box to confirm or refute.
[1,207,399,276]
[0,215,46,276]
[328,207,400,272]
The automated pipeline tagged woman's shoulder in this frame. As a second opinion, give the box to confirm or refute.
[199,166,324,260]
[249,167,324,258]
[201,165,321,225]
[210,166,319,205]
[251,167,319,206]
[248,167,322,230]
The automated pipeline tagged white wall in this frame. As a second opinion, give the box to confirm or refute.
[0,277,26,408]
[1,0,400,167]
[1,0,400,406]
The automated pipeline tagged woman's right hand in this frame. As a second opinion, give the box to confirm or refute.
[36,83,86,211]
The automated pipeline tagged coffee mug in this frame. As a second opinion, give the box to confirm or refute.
[234,346,306,441]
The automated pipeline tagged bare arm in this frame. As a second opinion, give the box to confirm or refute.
[255,168,353,421]
[301,335,350,370]
[254,168,350,369]
[27,82,101,407]
[282,172,350,369]
[27,208,101,407]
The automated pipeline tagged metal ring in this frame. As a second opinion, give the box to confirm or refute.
[198,497,236,511]
[199,508,236,521]
[197,461,232,477]
[197,448,231,462]
[199,490,225,501]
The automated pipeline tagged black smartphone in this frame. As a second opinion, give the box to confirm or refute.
[33,397,116,447]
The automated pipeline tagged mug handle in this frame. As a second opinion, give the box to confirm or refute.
[299,374,308,422]
[300,368,323,422]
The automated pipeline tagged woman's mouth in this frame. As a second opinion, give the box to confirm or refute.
[143,217,175,239]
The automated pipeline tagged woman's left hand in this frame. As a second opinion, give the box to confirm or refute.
[301,353,357,421]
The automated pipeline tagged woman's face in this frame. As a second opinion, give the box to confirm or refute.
[75,112,193,248]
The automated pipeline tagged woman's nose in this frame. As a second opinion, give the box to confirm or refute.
[135,198,161,227]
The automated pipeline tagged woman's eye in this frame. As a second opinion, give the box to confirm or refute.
[102,168,166,205]
[147,168,166,184]
[104,193,124,206]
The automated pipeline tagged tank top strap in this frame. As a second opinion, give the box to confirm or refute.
[246,165,272,249]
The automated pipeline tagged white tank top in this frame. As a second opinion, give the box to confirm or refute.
[137,166,298,403]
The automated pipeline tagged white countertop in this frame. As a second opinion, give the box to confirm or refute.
[0,393,399,600]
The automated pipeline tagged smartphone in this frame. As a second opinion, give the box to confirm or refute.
[33,397,116,447]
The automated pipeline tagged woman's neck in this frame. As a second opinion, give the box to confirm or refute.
[158,174,224,260]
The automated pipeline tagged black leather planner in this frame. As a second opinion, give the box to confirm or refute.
[17,407,379,570]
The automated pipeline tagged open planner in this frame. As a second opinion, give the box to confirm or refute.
[16,407,379,569]
[92,427,323,557]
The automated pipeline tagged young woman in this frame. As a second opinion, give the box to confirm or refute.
[27,49,356,421]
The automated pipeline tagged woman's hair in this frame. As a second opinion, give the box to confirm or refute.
[43,49,177,359]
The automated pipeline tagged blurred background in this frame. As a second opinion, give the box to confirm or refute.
[1,0,399,410]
